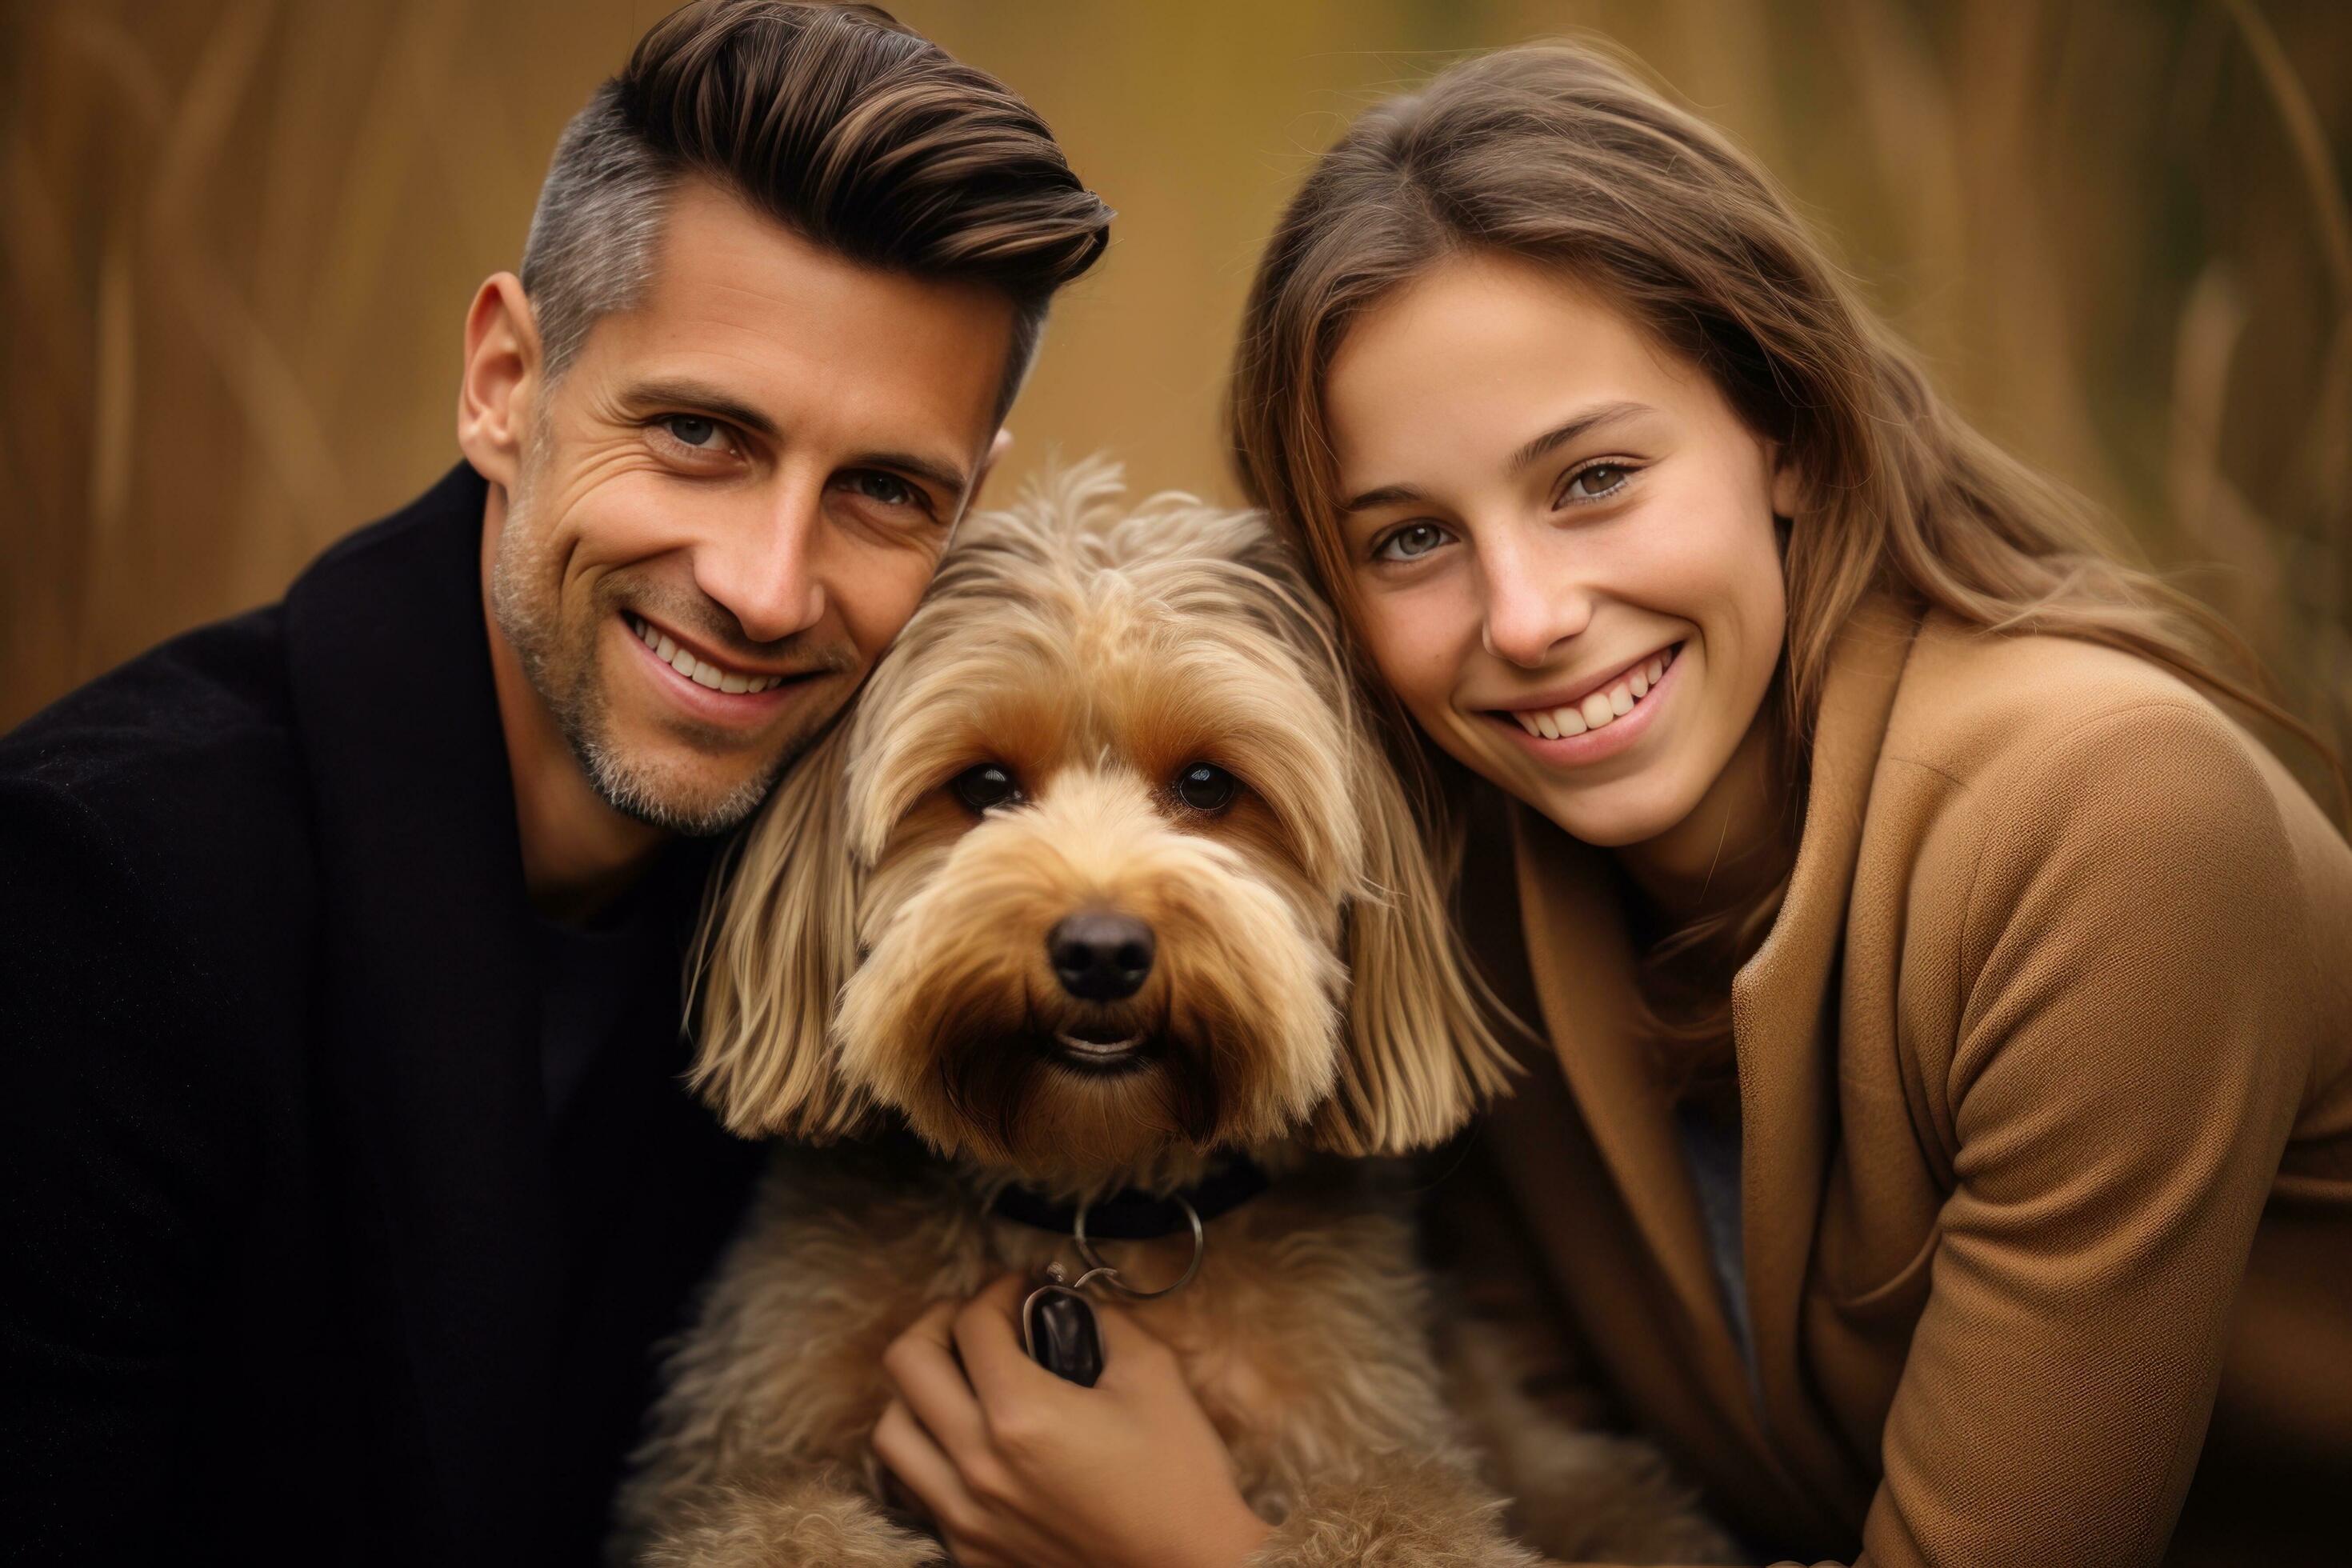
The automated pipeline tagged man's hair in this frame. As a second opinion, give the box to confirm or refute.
[521,1,1110,418]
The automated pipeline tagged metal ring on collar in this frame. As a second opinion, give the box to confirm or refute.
[1071,1191,1205,1300]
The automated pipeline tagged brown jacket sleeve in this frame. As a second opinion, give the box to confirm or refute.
[1842,700,2315,1566]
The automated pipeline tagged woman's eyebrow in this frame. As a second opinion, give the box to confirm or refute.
[1342,399,1660,515]
[1341,482,1426,514]
[1507,399,1657,471]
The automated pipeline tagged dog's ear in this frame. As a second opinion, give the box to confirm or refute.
[1311,710,1518,1156]
[687,720,870,1139]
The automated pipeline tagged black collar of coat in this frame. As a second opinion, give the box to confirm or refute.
[282,460,555,1554]
[279,460,717,1555]
[990,1156,1273,1241]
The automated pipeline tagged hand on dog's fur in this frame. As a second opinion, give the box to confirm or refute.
[621,474,1710,1566]
[873,1273,1274,1568]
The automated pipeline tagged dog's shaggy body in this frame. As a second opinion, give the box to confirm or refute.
[613,466,1732,1565]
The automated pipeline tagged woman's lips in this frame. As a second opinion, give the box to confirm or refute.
[1494,642,1678,737]
[1482,641,1683,766]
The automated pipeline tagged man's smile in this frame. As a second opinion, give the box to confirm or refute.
[625,611,799,694]
[618,611,821,730]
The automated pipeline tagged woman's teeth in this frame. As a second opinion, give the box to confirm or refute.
[1508,646,1676,739]
[628,614,786,694]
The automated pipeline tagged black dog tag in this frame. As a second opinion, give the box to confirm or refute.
[1021,1285,1104,1387]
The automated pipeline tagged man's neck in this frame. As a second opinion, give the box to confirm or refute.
[479,488,669,924]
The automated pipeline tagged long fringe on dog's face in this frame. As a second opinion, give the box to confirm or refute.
[693,465,1514,1183]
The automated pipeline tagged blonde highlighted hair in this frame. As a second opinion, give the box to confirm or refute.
[1226,40,2344,1090]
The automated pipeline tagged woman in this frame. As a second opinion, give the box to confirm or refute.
[869,42,2352,1566]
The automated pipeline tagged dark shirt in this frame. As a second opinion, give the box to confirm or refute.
[0,462,764,1566]
[1673,1099,1754,1371]
[536,869,699,1130]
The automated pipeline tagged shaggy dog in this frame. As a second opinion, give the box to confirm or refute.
[612,466,1734,1566]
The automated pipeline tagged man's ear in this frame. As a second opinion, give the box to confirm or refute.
[958,428,1015,521]
[457,273,542,489]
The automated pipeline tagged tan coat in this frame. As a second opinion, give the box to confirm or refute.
[1455,594,2352,1566]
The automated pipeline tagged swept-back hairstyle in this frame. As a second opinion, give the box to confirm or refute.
[522,0,1111,416]
[1228,40,2343,1090]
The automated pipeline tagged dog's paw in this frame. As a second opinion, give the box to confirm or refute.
[1566,1504,1742,1566]
[634,1481,946,1568]
[1502,1427,1741,1565]
[1249,1456,1547,1568]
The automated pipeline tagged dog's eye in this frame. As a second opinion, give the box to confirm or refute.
[951,763,1022,813]
[1173,762,1238,814]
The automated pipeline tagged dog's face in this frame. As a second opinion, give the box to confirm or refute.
[694,463,1511,1181]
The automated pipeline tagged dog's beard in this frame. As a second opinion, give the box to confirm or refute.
[834,801,1346,1181]
[930,1009,1226,1169]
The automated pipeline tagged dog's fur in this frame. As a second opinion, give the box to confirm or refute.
[612,464,1734,1565]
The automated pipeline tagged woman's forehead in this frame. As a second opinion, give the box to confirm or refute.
[1324,254,1702,489]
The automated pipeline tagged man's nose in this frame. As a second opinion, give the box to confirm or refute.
[694,484,828,646]
[1478,533,1591,667]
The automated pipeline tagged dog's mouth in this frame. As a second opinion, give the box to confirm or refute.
[1043,1017,1152,1076]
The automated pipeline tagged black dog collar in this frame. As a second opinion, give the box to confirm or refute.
[990,1156,1271,1241]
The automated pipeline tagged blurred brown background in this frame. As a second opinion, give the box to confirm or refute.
[4,0,2349,783]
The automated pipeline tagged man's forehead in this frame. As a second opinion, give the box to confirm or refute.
[580,180,1016,459]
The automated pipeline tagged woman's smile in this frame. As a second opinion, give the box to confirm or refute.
[1324,251,1795,854]
[1482,639,1682,766]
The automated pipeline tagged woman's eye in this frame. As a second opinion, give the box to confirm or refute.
[1563,462,1631,501]
[951,763,1022,813]
[1173,762,1237,814]
[1374,522,1450,562]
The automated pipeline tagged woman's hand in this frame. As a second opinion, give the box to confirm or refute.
[873,1272,1272,1568]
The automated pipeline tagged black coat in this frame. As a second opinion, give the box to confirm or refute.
[0,463,766,1565]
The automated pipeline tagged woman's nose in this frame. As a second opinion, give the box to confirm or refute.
[1478,542,1591,667]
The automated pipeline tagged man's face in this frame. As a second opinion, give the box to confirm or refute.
[485,180,1016,835]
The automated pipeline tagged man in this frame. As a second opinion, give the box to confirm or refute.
[0,3,1109,1562]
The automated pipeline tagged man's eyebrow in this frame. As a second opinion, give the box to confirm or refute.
[851,450,973,501]
[622,378,781,440]
[1341,400,1659,516]
[622,381,972,498]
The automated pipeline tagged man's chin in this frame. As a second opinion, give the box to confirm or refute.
[560,649,847,836]
[578,735,798,838]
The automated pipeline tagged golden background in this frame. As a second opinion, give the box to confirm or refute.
[4,0,2348,782]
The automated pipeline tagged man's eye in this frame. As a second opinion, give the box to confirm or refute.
[662,415,723,449]
[951,763,1022,813]
[1374,522,1450,562]
[848,471,920,509]
[1563,462,1631,501]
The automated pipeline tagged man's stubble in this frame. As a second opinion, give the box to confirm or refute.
[486,437,825,839]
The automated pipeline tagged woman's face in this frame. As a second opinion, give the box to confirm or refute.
[1324,251,1799,853]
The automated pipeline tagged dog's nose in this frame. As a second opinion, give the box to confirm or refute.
[1047,910,1155,1002]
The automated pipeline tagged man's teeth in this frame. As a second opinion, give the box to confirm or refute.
[1510,647,1675,740]
[628,615,786,694]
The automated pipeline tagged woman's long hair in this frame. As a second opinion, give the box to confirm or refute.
[1226,40,2345,1094]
